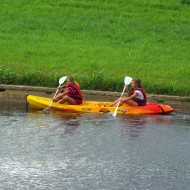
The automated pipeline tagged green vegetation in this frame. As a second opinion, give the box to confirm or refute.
[0,0,190,96]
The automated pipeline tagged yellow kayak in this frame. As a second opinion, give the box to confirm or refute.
[27,95,174,115]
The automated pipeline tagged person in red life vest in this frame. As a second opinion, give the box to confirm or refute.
[53,76,83,105]
[110,78,146,106]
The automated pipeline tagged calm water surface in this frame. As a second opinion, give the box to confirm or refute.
[0,100,190,190]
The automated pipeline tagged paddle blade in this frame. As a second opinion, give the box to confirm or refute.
[59,76,67,85]
[124,76,132,85]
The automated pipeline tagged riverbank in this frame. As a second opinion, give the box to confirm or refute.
[0,84,189,114]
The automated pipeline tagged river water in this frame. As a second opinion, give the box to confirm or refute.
[0,99,190,190]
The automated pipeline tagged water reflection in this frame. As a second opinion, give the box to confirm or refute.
[52,112,82,137]
[116,113,180,140]
[26,109,82,138]
[118,115,147,138]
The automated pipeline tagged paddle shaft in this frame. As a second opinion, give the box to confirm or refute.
[48,85,61,108]
[113,86,126,117]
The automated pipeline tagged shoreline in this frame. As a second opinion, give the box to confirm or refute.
[0,84,188,101]
[0,84,189,114]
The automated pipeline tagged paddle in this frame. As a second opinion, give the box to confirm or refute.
[112,76,132,117]
[43,76,67,113]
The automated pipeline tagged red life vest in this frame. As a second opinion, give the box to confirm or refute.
[129,88,146,105]
[66,84,83,104]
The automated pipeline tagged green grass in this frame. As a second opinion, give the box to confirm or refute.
[0,0,190,96]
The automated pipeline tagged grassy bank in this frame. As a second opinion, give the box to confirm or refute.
[0,0,190,96]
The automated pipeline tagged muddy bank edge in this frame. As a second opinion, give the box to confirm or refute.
[0,84,189,113]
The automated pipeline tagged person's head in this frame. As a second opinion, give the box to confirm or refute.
[66,76,79,86]
[131,78,142,88]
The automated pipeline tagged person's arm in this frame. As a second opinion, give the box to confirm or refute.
[125,91,138,100]
[57,84,66,89]
[59,88,69,96]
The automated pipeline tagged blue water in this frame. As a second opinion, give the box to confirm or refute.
[0,100,190,190]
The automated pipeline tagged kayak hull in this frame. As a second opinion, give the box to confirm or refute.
[27,95,174,115]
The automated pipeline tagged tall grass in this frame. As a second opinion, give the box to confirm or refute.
[0,0,190,96]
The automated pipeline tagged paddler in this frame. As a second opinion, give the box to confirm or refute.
[110,78,146,106]
[53,76,83,105]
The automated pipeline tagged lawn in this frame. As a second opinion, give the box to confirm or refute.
[0,0,190,96]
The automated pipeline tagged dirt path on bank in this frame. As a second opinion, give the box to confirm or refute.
[0,84,189,114]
